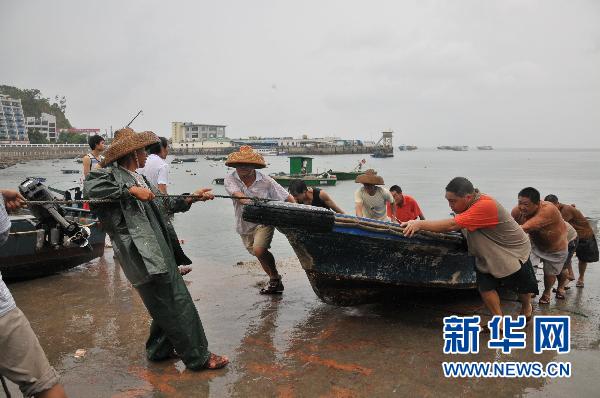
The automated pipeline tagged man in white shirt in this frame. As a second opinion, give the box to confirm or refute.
[139,136,170,194]
[354,169,394,221]
[224,146,295,294]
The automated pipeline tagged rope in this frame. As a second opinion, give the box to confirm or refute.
[22,194,274,205]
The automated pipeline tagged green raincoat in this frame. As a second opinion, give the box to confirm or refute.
[83,166,211,369]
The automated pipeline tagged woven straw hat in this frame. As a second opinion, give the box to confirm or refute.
[225,145,267,169]
[355,169,384,185]
[100,128,159,166]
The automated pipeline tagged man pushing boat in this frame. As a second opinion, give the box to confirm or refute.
[224,146,295,295]
[401,177,538,322]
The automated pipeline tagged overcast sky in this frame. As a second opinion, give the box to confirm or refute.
[1,0,599,146]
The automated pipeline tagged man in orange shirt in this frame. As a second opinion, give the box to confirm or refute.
[545,194,598,288]
[387,185,425,223]
[402,177,536,321]
[512,187,568,305]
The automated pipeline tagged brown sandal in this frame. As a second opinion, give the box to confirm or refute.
[538,295,551,305]
[204,353,229,370]
[260,278,284,295]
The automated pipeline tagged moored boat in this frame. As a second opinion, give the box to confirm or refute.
[477,146,493,150]
[398,145,418,151]
[243,202,475,306]
[437,146,469,151]
[371,149,394,158]
[329,159,367,181]
[61,169,80,174]
[270,156,337,187]
[0,178,107,281]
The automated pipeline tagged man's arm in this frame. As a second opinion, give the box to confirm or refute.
[401,218,461,237]
[320,191,344,213]
[520,207,554,233]
[1,189,26,211]
[82,155,91,177]
[355,203,364,217]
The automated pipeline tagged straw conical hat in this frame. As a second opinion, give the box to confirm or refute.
[355,169,384,185]
[225,145,267,169]
[100,128,159,166]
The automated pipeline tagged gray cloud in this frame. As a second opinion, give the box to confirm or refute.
[1,0,598,146]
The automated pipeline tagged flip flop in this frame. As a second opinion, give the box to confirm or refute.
[204,353,229,370]
[576,281,584,288]
[555,292,566,300]
[538,295,551,305]
[552,287,570,292]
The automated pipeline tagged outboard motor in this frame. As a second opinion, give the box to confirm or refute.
[19,178,91,249]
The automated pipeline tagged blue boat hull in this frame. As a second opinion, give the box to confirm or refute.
[242,202,476,306]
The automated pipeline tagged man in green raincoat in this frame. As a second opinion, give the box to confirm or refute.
[84,128,228,370]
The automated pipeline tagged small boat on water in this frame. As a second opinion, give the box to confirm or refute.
[398,145,418,151]
[61,169,80,174]
[171,157,197,164]
[212,178,224,185]
[243,202,475,306]
[270,156,337,187]
[205,156,228,161]
[1,179,106,281]
[328,159,367,181]
[255,148,278,156]
[371,149,394,158]
[27,176,46,183]
[437,146,469,151]
[477,146,493,150]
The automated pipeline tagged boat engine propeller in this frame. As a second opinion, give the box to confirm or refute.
[19,178,91,249]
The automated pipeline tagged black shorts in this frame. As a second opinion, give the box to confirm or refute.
[576,235,599,263]
[476,259,539,295]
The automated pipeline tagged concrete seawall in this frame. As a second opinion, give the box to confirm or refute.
[0,144,88,168]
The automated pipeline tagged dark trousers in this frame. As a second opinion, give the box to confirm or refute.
[136,270,210,370]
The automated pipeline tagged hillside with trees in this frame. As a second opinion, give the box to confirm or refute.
[0,84,73,130]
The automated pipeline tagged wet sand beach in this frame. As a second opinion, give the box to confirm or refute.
[4,249,600,397]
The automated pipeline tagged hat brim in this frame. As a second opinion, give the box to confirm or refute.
[355,175,385,185]
[101,131,159,166]
[225,161,266,169]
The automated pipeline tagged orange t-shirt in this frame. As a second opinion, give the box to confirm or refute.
[454,195,499,231]
[386,194,422,222]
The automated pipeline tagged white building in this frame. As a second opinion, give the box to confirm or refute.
[0,94,28,143]
[26,112,57,141]
[171,121,232,149]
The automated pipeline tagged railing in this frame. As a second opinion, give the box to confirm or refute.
[0,143,88,148]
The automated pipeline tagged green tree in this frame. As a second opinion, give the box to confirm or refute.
[0,85,73,129]
[27,129,49,144]
[57,132,87,144]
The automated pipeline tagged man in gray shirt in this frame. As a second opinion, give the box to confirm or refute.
[0,189,67,398]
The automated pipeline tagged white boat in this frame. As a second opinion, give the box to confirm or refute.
[255,148,278,156]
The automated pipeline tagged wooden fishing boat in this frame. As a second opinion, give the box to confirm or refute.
[371,149,394,158]
[270,156,337,187]
[243,202,476,306]
[328,159,367,181]
[1,207,106,281]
